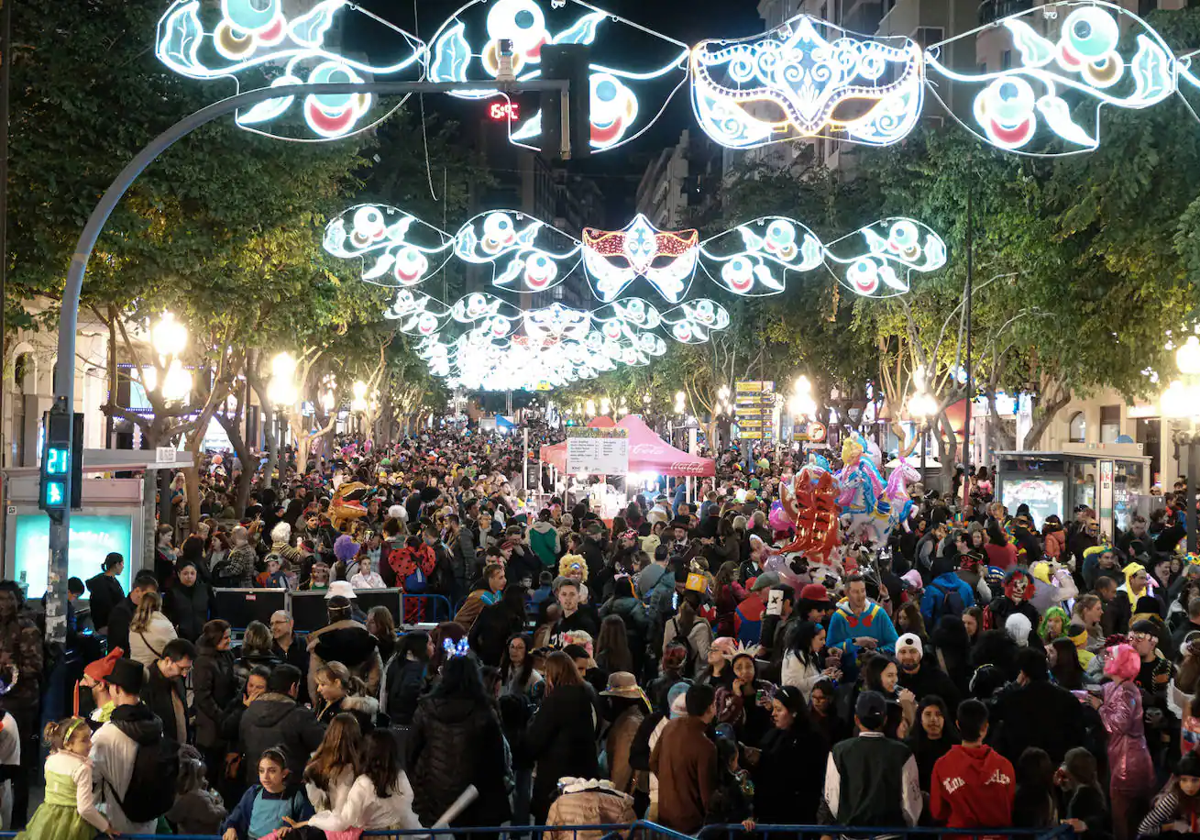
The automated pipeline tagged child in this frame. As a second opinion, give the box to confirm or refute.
[256,555,291,590]
[166,746,227,835]
[1182,694,1200,758]
[18,717,113,840]
[349,556,385,591]
[220,748,313,840]
[1139,750,1200,836]
[702,737,755,835]
[287,728,423,836]
[302,713,362,819]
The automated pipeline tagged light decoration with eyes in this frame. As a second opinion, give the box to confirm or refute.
[582,215,699,303]
[324,205,453,288]
[661,299,730,344]
[383,290,451,338]
[523,303,592,342]
[156,0,427,140]
[428,0,689,152]
[823,219,947,298]
[453,210,581,292]
[690,15,924,149]
[923,2,1175,153]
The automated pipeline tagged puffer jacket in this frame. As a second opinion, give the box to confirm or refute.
[409,694,512,828]
[307,619,383,700]
[163,581,211,642]
[1100,680,1155,795]
[192,644,237,748]
[524,683,601,821]
[316,692,381,731]
[382,656,427,725]
[546,783,636,840]
[237,692,326,784]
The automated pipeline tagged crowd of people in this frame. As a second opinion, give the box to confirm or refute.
[4,423,1200,840]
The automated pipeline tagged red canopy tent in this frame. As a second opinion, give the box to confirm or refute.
[540,414,715,477]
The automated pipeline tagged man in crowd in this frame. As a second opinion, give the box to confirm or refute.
[269,610,309,703]
[106,572,158,660]
[826,574,899,657]
[930,699,1015,834]
[238,664,325,785]
[141,637,195,746]
[550,578,598,646]
[896,633,960,708]
[92,658,162,835]
[991,648,1086,765]
[454,562,507,631]
[650,683,717,834]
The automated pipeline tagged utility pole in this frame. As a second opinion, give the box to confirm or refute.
[961,185,974,512]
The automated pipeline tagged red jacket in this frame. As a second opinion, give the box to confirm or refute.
[930,744,1015,839]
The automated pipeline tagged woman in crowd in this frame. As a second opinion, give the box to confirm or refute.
[382,631,430,725]
[300,729,423,835]
[469,584,528,667]
[85,553,125,633]
[747,685,827,825]
[303,713,362,830]
[962,606,984,645]
[1050,637,1085,690]
[717,651,775,746]
[315,661,380,730]
[163,559,211,643]
[661,595,713,678]
[1092,643,1156,840]
[809,678,849,747]
[366,605,396,665]
[598,576,649,676]
[782,621,834,700]
[1013,747,1058,828]
[1055,746,1109,840]
[500,634,544,702]
[129,591,178,672]
[409,654,511,831]
[1138,749,1200,836]
[523,650,600,823]
[192,619,237,790]
[595,615,634,676]
[234,620,280,684]
[713,561,746,639]
[907,695,959,794]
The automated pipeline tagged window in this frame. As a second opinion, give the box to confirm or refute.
[912,27,944,49]
[1068,411,1086,443]
[1001,50,1012,70]
[1100,405,1121,444]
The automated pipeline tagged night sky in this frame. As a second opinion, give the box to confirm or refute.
[353,0,767,221]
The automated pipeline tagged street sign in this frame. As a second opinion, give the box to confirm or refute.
[156,446,178,464]
[735,380,775,441]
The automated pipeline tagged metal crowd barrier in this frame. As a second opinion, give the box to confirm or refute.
[0,821,1078,839]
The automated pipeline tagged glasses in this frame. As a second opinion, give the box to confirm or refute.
[1129,632,1154,643]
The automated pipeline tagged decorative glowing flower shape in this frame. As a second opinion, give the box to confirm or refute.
[428,0,688,153]
[690,15,924,149]
[925,1,1175,154]
[699,215,825,296]
[156,0,427,141]
[324,204,453,287]
[824,218,946,298]
[582,214,699,303]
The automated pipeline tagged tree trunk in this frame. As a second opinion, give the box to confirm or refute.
[216,413,254,516]
[1022,389,1072,450]
[262,408,279,489]
[986,390,1016,450]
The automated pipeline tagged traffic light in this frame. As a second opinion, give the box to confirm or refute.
[39,403,83,516]
[540,44,591,160]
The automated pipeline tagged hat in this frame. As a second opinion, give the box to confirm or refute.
[84,648,124,683]
[107,658,145,695]
[897,633,923,658]
[325,580,357,600]
[799,583,830,604]
[668,681,691,719]
[744,490,758,502]
[751,572,780,592]
[601,672,651,707]
[855,690,887,729]
[710,637,738,658]
[900,570,923,590]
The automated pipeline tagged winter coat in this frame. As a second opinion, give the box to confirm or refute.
[237,692,327,784]
[524,683,600,820]
[714,581,747,638]
[166,788,228,836]
[382,656,427,725]
[606,704,646,794]
[529,521,561,568]
[106,597,136,658]
[921,572,976,624]
[307,619,383,700]
[754,722,828,824]
[1099,679,1155,795]
[192,644,237,748]
[317,692,381,731]
[163,580,212,642]
[90,702,162,835]
[86,573,125,631]
[546,785,636,840]
[650,715,717,834]
[409,694,512,828]
[782,651,825,700]
[140,660,189,744]
[309,771,423,833]
[599,597,651,653]
[662,617,713,677]
[469,602,526,667]
[215,544,257,588]
[990,679,1087,765]
[129,611,179,673]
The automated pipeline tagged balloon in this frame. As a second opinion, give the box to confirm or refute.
[768,499,792,532]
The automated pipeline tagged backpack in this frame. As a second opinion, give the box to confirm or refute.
[210,557,240,588]
[928,579,966,623]
[109,738,181,823]
[404,562,427,594]
[669,618,698,676]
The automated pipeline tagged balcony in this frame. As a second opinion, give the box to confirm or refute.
[979,0,1033,26]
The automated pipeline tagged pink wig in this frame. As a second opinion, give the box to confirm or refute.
[1104,643,1141,682]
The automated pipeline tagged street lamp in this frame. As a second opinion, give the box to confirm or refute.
[1161,332,1200,552]
[151,312,187,360]
[585,398,596,417]
[150,312,191,403]
[908,369,939,486]
[267,352,299,407]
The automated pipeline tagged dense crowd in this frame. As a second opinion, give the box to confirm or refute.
[4,423,1200,840]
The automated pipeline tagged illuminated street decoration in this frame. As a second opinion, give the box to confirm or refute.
[524,304,592,341]
[824,218,947,298]
[699,216,825,296]
[661,299,730,343]
[383,290,451,338]
[450,292,522,324]
[453,211,581,292]
[925,2,1175,153]
[156,0,427,140]
[690,17,924,149]
[324,205,453,288]
[582,215,699,303]
[426,0,689,152]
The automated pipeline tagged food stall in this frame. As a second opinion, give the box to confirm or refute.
[994,446,1156,540]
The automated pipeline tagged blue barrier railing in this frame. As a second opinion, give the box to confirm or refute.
[0,820,1078,839]
[399,592,454,624]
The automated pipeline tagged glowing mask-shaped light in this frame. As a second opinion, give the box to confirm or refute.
[453,210,581,293]
[690,15,924,149]
[324,204,453,287]
[662,299,731,344]
[700,216,826,296]
[925,1,1174,153]
[156,0,427,140]
[825,218,946,298]
[582,214,699,303]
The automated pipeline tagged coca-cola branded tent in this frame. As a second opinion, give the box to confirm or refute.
[539,414,715,477]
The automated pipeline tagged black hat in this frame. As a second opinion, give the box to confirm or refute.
[107,658,145,695]
[855,690,887,730]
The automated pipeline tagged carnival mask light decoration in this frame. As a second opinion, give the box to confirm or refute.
[661,299,731,343]
[699,216,826,296]
[690,15,925,149]
[924,1,1175,153]
[156,0,428,140]
[324,204,453,287]
[453,210,582,293]
[523,303,592,342]
[582,215,699,303]
[383,290,451,338]
[823,218,947,298]
[427,0,689,152]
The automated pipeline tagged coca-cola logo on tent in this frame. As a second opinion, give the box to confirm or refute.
[630,444,666,455]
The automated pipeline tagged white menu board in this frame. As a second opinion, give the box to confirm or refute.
[566,430,630,475]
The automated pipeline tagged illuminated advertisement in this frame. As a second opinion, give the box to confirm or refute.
[1001,478,1065,530]
[12,514,134,599]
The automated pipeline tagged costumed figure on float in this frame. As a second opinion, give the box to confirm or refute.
[835,434,890,548]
